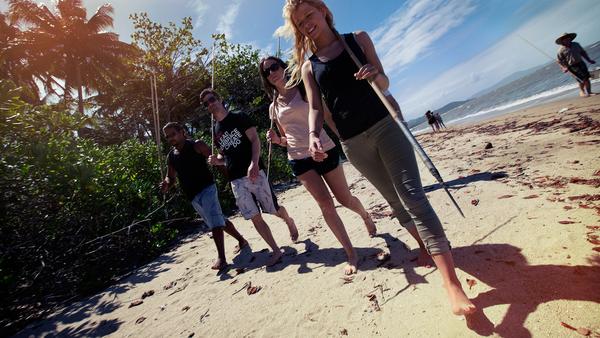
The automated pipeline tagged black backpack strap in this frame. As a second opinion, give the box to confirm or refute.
[344,33,368,66]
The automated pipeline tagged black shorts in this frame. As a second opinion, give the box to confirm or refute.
[570,62,590,81]
[289,147,340,177]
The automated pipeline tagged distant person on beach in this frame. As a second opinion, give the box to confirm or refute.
[426,110,439,132]
[259,55,377,275]
[555,32,596,97]
[282,0,475,315]
[160,122,248,270]
[434,112,447,129]
[201,88,298,267]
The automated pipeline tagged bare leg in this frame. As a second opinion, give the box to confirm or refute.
[431,251,476,315]
[584,79,592,95]
[299,170,358,275]
[276,205,299,242]
[404,221,432,267]
[223,219,248,253]
[578,81,587,96]
[211,227,227,269]
[250,214,282,266]
[323,165,377,237]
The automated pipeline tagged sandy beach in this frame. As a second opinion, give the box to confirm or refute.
[16,96,600,338]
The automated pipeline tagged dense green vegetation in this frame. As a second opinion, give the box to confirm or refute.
[0,0,293,334]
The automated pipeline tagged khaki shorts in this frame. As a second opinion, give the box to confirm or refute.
[230,170,278,219]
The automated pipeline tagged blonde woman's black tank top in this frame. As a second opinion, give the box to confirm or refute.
[309,33,388,140]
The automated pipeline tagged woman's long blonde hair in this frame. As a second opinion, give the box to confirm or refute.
[282,0,336,88]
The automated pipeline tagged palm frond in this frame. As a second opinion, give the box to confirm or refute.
[56,0,86,21]
[86,4,114,32]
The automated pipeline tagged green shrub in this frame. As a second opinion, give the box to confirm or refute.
[0,86,296,333]
[0,95,192,329]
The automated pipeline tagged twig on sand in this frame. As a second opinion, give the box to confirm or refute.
[367,284,389,302]
[199,309,210,323]
[233,282,250,295]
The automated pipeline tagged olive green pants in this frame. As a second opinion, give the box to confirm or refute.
[341,115,450,255]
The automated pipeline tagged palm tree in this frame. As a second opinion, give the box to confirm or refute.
[8,0,133,114]
[1,12,35,102]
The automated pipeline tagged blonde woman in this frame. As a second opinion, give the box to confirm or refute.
[260,55,377,275]
[281,0,476,315]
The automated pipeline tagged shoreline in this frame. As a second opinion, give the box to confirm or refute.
[412,78,600,133]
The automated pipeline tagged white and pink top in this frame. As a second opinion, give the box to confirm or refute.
[269,90,335,160]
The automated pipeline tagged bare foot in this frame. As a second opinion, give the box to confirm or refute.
[417,248,433,268]
[344,256,358,275]
[287,219,299,243]
[446,283,477,315]
[363,215,377,237]
[211,258,227,270]
[266,250,283,267]
[233,240,249,254]
[344,263,357,275]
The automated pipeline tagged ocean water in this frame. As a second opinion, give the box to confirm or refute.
[413,41,600,131]
[446,77,600,126]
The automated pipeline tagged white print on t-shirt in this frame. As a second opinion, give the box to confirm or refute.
[218,128,243,150]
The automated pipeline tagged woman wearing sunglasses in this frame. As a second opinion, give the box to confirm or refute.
[259,56,377,275]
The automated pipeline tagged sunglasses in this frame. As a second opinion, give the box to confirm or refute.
[262,62,281,77]
[202,96,217,107]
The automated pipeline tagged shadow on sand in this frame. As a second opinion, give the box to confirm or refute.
[452,243,600,337]
[223,232,437,295]
[423,171,508,192]
[15,253,178,338]
[19,227,599,337]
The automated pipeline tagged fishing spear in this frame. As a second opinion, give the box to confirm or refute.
[336,32,465,217]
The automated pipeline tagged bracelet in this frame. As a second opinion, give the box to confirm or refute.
[309,130,319,136]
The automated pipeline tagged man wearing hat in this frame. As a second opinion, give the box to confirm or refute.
[556,32,596,97]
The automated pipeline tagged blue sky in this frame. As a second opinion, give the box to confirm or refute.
[2,0,600,119]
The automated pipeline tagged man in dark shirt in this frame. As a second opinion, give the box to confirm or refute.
[425,110,439,132]
[201,88,298,267]
[160,122,247,270]
[556,32,596,97]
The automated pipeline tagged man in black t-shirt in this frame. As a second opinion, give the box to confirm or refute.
[201,88,298,267]
[160,122,248,270]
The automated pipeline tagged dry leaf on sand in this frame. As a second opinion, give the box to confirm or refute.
[466,278,477,290]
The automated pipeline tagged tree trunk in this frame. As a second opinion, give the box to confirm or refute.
[76,64,84,115]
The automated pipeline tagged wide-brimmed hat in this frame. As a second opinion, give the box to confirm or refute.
[555,32,576,44]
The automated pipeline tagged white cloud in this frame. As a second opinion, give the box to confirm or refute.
[397,0,600,119]
[188,0,209,27]
[216,0,243,40]
[371,0,476,77]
